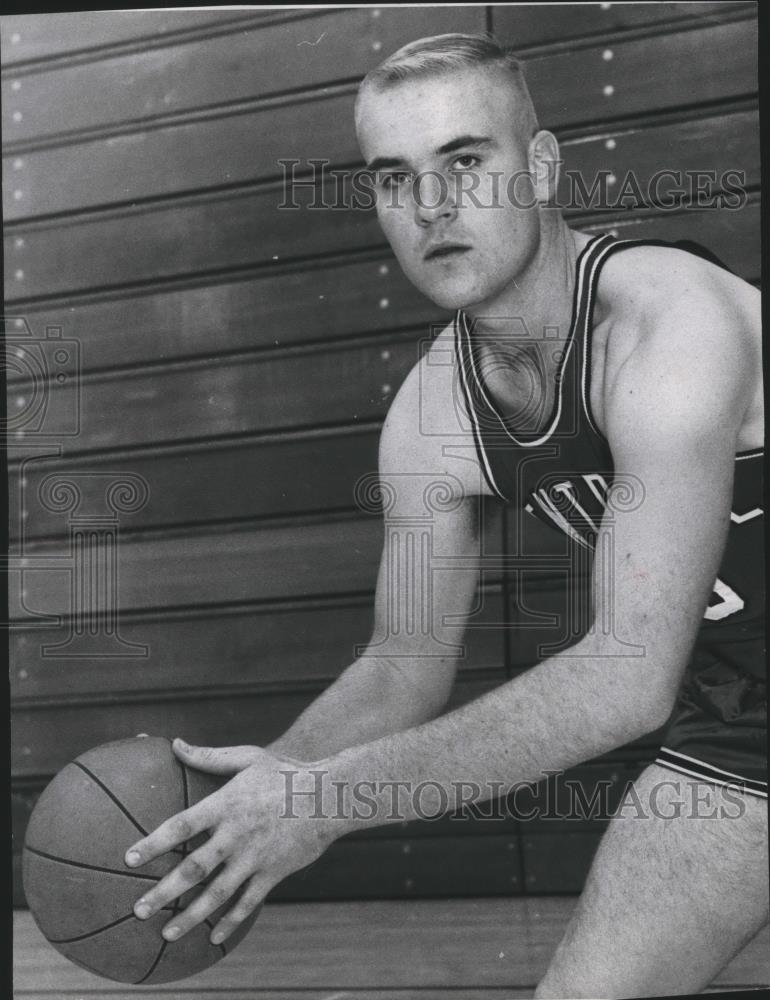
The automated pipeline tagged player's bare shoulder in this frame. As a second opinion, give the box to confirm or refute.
[590,241,762,449]
[379,321,493,497]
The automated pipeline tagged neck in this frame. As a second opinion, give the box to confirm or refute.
[464,215,586,347]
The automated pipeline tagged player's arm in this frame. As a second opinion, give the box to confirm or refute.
[322,288,752,830]
[266,349,486,760]
[124,289,750,946]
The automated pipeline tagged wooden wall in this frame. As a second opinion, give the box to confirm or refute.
[5,4,759,904]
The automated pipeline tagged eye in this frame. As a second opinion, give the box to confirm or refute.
[378,170,411,191]
[452,154,481,170]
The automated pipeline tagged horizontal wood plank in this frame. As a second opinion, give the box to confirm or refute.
[584,199,760,280]
[4,95,758,220]
[521,832,601,893]
[492,3,754,49]
[14,900,770,991]
[10,515,391,619]
[5,186,758,306]
[9,428,383,537]
[522,18,757,130]
[0,10,277,65]
[3,90,361,219]
[558,108,758,213]
[8,332,419,454]
[4,255,443,376]
[4,4,751,71]
[12,899,561,991]
[2,8,485,144]
[10,588,505,702]
[276,833,523,900]
[3,17,756,153]
[4,180,382,301]
[11,678,501,776]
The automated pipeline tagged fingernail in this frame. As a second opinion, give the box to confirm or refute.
[211,930,225,945]
[174,738,189,749]
[163,925,181,941]
[125,851,141,867]
[135,903,151,920]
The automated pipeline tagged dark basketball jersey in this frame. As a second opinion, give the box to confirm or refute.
[455,232,766,796]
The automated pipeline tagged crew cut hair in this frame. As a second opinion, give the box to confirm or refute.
[355,32,539,134]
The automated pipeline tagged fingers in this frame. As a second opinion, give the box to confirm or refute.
[125,805,207,868]
[132,836,231,927]
[162,866,266,943]
[208,873,269,944]
[171,738,264,774]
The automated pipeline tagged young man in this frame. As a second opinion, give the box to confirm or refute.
[124,35,767,997]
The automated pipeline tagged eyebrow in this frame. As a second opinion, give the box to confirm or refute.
[366,135,494,172]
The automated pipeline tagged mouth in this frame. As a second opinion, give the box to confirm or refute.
[424,243,472,261]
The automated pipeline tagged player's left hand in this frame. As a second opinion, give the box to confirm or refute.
[124,739,337,944]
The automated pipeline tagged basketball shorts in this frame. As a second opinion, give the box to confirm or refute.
[656,634,767,798]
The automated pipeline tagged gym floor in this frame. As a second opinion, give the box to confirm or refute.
[14,896,770,999]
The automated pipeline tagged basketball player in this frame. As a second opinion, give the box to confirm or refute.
[125,35,767,997]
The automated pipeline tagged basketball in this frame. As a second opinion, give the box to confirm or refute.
[22,736,262,984]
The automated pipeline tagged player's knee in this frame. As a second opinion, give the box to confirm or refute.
[535,972,630,1000]
[535,961,653,999]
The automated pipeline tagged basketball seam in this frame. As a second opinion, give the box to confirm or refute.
[46,911,136,944]
[74,761,149,836]
[133,935,169,985]
[23,844,162,882]
[72,759,184,857]
[43,903,176,945]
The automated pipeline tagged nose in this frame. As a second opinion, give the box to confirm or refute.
[413,170,458,226]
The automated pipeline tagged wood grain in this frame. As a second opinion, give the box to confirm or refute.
[3,254,445,376]
[2,8,486,143]
[5,186,758,306]
[492,2,754,50]
[4,98,757,221]
[8,332,419,454]
[521,18,757,129]
[0,10,277,65]
[12,899,770,992]
[11,678,501,777]
[10,587,506,702]
[9,428,384,536]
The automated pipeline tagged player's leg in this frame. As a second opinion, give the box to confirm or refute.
[534,763,769,999]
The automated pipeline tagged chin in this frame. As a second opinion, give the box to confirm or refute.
[410,272,491,313]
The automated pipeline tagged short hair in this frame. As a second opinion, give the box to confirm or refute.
[355,32,539,136]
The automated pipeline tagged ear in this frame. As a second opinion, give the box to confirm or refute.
[528,130,561,205]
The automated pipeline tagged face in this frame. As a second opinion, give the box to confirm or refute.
[356,66,547,313]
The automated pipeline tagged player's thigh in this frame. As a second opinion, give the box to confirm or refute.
[535,764,769,999]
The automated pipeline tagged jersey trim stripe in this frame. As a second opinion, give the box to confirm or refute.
[578,239,765,467]
[453,313,509,501]
[460,308,577,450]
[579,236,631,439]
[456,232,610,464]
[655,747,768,798]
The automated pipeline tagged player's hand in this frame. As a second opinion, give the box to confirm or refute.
[124,738,338,945]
